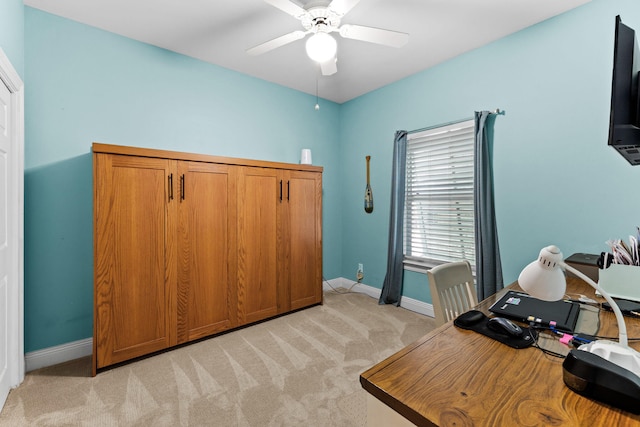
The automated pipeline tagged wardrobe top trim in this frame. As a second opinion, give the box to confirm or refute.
[92,143,323,173]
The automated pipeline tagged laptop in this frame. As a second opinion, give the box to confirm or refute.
[489,290,580,332]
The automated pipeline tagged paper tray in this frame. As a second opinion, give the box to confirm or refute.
[597,264,640,302]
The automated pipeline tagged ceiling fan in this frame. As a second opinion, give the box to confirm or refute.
[247,0,409,76]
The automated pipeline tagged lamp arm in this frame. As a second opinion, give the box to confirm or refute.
[560,261,628,346]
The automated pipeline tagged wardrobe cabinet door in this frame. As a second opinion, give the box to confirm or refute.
[94,154,176,369]
[177,162,237,342]
[282,171,323,310]
[237,167,280,324]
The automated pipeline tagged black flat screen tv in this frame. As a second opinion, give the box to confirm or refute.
[609,15,640,165]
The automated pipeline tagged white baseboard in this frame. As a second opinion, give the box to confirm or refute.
[25,337,92,372]
[324,277,434,318]
[25,279,433,372]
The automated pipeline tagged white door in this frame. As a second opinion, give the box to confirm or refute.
[0,48,23,410]
[0,75,13,409]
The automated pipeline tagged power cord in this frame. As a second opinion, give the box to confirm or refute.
[323,277,360,294]
[528,321,640,361]
[528,324,567,359]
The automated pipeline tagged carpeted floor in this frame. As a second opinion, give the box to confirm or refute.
[0,290,436,426]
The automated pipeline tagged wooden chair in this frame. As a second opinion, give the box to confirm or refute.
[427,260,478,326]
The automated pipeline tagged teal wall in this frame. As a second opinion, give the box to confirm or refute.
[0,0,24,77]
[19,0,640,353]
[339,0,640,303]
[24,8,341,352]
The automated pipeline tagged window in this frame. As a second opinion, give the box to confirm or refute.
[403,119,475,273]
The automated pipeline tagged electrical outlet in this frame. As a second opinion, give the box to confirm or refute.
[357,263,364,282]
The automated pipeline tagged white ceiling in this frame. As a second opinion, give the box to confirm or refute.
[23,0,591,104]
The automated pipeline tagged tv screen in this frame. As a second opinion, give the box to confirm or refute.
[609,15,640,165]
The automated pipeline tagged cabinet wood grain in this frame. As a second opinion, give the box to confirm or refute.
[94,154,176,369]
[177,162,238,343]
[282,171,323,310]
[237,167,280,324]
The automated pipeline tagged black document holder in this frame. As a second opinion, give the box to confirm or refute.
[488,290,580,333]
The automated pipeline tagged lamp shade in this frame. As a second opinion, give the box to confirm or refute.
[305,32,337,63]
[518,245,567,301]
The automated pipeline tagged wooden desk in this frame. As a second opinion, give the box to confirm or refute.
[360,278,640,426]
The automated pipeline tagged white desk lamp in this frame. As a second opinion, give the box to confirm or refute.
[518,245,640,412]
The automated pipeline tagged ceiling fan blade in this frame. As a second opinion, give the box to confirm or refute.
[328,0,361,16]
[264,0,307,19]
[247,30,306,56]
[321,57,338,76]
[339,24,409,48]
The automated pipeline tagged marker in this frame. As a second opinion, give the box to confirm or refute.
[527,316,557,328]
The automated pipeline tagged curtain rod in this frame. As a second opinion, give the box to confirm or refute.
[408,109,504,135]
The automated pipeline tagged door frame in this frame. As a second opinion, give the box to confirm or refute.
[0,47,25,409]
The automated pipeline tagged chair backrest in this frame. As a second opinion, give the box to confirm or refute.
[427,260,478,326]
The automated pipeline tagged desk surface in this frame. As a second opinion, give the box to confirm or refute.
[360,278,640,426]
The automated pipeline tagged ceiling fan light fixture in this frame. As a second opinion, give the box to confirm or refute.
[305,32,337,63]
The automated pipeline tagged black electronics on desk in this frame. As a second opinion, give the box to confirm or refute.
[489,290,580,332]
[603,298,640,317]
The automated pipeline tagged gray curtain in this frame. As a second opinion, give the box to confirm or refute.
[379,130,408,306]
[474,111,503,300]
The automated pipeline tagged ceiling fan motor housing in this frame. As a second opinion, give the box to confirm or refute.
[302,7,341,33]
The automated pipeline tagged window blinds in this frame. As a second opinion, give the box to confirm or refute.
[404,119,475,271]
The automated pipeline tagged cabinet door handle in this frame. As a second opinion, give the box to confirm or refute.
[180,174,185,201]
[279,180,283,201]
[168,174,174,201]
[287,180,290,201]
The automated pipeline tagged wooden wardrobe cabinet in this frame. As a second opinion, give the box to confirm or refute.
[93,144,322,374]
